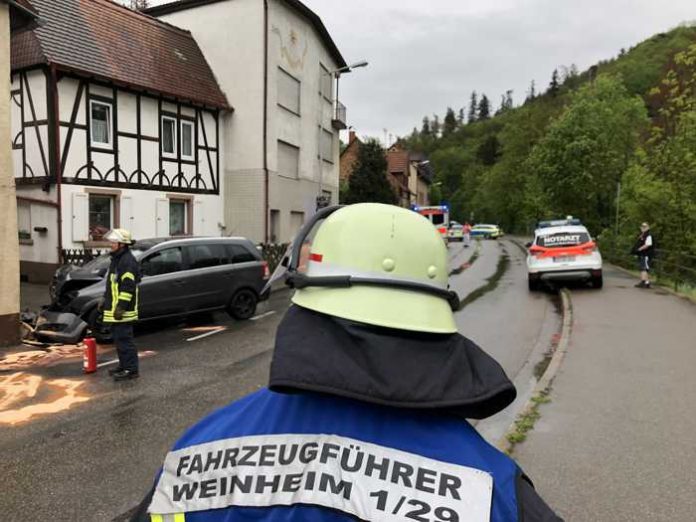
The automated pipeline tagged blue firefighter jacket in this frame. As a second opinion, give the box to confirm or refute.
[145,388,521,522]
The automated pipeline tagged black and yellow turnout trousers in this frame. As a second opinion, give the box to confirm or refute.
[103,247,141,323]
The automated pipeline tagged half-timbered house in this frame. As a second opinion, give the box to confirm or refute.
[10,0,229,282]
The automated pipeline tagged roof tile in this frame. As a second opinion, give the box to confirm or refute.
[10,0,229,109]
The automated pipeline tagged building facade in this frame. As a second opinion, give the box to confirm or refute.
[147,0,348,244]
[10,0,229,282]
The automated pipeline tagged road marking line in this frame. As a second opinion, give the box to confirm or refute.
[97,359,120,369]
[186,327,227,342]
[251,311,276,321]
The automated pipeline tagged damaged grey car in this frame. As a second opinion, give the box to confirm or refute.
[47,237,270,343]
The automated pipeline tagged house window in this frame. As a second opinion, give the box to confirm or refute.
[320,128,333,161]
[89,194,114,241]
[181,120,194,160]
[162,116,177,157]
[169,199,189,236]
[270,209,280,243]
[278,68,301,115]
[319,64,333,101]
[90,100,112,147]
[278,140,300,179]
[17,201,31,241]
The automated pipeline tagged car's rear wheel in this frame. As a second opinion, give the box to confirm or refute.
[86,308,112,344]
[227,289,258,320]
[592,273,604,289]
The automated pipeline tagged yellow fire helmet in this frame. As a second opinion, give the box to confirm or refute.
[287,203,459,334]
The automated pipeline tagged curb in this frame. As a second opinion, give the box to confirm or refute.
[496,288,573,453]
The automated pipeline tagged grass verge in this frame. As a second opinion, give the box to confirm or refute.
[459,248,510,309]
[449,241,482,276]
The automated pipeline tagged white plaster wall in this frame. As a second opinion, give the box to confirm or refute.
[16,186,60,265]
[158,0,264,171]
[265,0,341,241]
[19,70,49,180]
[60,184,224,250]
[158,0,265,242]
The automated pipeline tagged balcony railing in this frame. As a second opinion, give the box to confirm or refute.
[332,101,347,130]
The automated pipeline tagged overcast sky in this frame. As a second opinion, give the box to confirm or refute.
[151,0,695,143]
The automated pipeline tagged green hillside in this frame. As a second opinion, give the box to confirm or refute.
[400,24,696,280]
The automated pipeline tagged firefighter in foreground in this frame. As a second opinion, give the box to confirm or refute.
[135,203,561,521]
[102,228,141,381]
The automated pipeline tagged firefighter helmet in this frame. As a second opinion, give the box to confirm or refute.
[104,228,134,245]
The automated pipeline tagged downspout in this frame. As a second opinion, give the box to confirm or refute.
[49,64,63,263]
[263,0,269,243]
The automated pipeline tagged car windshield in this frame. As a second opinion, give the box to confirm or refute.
[537,231,590,248]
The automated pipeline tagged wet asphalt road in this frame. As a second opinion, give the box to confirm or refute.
[1,238,556,521]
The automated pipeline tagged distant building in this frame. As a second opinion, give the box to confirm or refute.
[146,0,349,244]
[10,0,229,282]
[339,129,361,184]
[387,144,432,208]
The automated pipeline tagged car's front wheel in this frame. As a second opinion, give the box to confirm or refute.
[227,289,258,320]
[86,307,113,344]
[592,273,604,289]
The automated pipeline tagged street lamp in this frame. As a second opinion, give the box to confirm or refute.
[317,60,369,210]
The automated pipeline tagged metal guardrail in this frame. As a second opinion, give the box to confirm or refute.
[604,245,696,292]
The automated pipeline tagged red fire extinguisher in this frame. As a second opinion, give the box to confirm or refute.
[83,337,97,374]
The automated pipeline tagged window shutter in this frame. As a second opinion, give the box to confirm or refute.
[121,196,134,229]
[156,198,169,237]
[72,193,89,242]
[193,200,205,236]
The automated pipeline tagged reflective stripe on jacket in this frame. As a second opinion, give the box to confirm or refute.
[103,248,140,324]
[143,389,523,522]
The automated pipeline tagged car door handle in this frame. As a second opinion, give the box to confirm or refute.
[173,279,186,286]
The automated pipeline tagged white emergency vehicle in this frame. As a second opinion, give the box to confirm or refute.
[527,219,603,290]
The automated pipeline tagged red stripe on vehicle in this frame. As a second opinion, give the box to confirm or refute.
[310,253,323,262]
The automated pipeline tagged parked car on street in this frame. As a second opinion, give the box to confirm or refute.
[526,223,603,290]
[50,237,270,341]
[448,221,464,242]
[470,224,503,239]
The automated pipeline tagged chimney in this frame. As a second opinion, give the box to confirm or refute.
[349,130,356,144]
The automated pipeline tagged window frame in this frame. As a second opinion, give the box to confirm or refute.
[277,67,301,116]
[319,63,333,103]
[89,99,113,149]
[180,119,195,161]
[88,193,116,243]
[277,140,301,180]
[319,127,334,164]
[161,115,178,158]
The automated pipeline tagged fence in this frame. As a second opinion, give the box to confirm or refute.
[259,243,289,274]
[603,243,696,293]
[61,248,105,266]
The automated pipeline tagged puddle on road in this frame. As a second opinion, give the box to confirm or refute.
[0,372,90,425]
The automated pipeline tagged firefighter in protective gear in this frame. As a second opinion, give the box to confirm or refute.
[133,204,562,521]
[103,228,141,381]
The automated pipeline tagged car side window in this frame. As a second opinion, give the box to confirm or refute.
[141,247,184,276]
[228,244,257,264]
[186,244,231,270]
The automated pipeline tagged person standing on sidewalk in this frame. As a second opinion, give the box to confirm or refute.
[633,222,654,289]
[102,229,141,381]
[134,204,561,521]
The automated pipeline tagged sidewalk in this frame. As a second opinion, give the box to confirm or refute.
[515,267,696,521]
